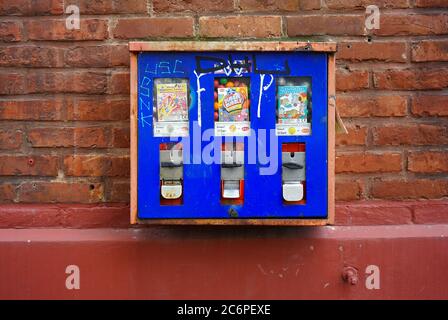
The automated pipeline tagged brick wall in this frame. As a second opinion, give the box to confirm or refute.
[0,0,447,226]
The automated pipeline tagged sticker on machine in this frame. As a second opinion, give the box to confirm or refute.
[154,121,189,137]
[215,121,251,136]
[276,123,311,136]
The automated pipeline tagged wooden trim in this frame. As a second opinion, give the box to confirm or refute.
[132,218,328,226]
[130,52,138,224]
[327,53,336,225]
[129,41,337,53]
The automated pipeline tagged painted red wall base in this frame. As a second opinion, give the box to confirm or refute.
[0,200,447,228]
[0,225,447,299]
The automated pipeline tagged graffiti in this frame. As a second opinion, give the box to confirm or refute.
[145,59,185,75]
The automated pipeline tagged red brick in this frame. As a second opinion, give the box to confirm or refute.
[408,151,448,173]
[0,21,22,42]
[337,95,407,117]
[154,0,234,12]
[411,95,448,117]
[336,152,402,173]
[414,202,448,224]
[0,0,63,15]
[335,202,413,225]
[335,179,364,201]
[64,155,130,177]
[0,184,16,203]
[112,127,130,148]
[412,40,448,62]
[372,124,448,145]
[108,181,130,202]
[0,73,25,95]
[109,72,130,94]
[373,14,448,36]
[0,129,22,150]
[373,68,448,90]
[239,0,299,11]
[338,41,407,63]
[0,155,58,176]
[287,15,365,36]
[336,69,369,91]
[0,99,64,120]
[67,98,129,121]
[25,71,107,94]
[336,125,367,146]
[0,46,64,67]
[18,182,104,203]
[28,127,109,148]
[299,0,321,10]
[200,16,282,38]
[65,44,129,67]
[25,19,108,40]
[326,0,409,9]
[415,0,448,7]
[371,179,448,199]
[113,18,194,39]
[65,0,147,14]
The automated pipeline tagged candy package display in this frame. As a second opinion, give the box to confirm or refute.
[214,77,251,136]
[277,86,308,124]
[275,77,312,136]
[156,82,188,122]
[153,78,190,137]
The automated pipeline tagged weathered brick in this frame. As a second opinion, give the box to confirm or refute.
[338,41,407,63]
[25,71,107,94]
[326,0,409,9]
[112,127,130,148]
[239,0,299,11]
[154,0,234,12]
[337,95,407,117]
[373,68,448,90]
[0,0,63,15]
[0,73,25,95]
[18,182,104,203]
[0,155,58,176]
[372,124,448,145]
[0,129,22,150]
[0,99,64,120]
[299,0,321,10]
[336,152,402,173]
[65,0,147,14]
[414,202,448,224]
[336,69,369,91]
[64,155,130,177]
[113,18,194,39]
[109,72,130,94]
[28,127,109,148]
[108,181,130,202]
[287,15,365,36]
[65,44,129,67]
[371,179,448,199]
[0,21,22,42]
[415,0,448,7]
[66,98,129,121]
[0,46,64,67]
[336,203,413,225]
[336,125,367,146]
[373,14,448,36]
[25,19,108,40]
[335,179,364,201]
[0,184,16,203]
[408,151,448,173]
[411,95,448,117]
[412,40,448,62]
[200,16,282,38]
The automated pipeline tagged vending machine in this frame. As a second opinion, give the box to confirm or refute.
[129,41,336,225]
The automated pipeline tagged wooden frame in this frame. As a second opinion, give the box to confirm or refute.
[130,41,337,226]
